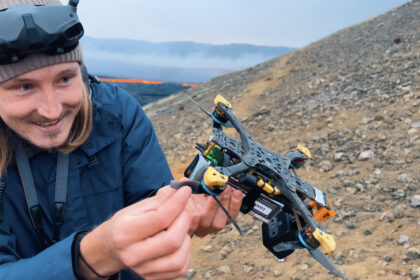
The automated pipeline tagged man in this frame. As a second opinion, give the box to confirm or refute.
[0,1,242,279]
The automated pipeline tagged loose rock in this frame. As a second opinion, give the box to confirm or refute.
[362,117,374,124]
[204,271,213,280]
[382,254,392,262]
[364,229,372,235]
[186,269,197,279]
[335,170,345,177]
[273,270,283,277]
[410,195,420,208]
[216,265,231,275]
[219,244,233,260]
[334,152,345,161]
[243,264,254,274]
[318,160,333,172]
[398,235,410,246]
[200,245,214,253]
[410,265,420,279]
[379,212,395,222]
[358,150,375,161]
[346,221,357,229]
[408,128,418,135]
[392,205,405,218]
[393,189,405,200]
[406,248,420,260]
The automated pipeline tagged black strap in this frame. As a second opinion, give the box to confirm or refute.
[16,141,50,248]
[240,186,262,214]
[15,141,69,248]
[0,180,6,222]
[53,151,69,243]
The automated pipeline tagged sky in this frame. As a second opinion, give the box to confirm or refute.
[76,0,410,48]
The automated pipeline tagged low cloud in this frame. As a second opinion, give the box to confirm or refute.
[83,48,275,71]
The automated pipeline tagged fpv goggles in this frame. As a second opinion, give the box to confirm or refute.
[0,0,83,65]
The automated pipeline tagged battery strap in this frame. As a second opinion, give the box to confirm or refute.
[240,186,262,214]
[16,140,69,249]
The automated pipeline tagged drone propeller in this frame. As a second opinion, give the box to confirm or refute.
[293,211,345,278]
[184,93,235,128]
[309,248,346,279]
[183,93,212,118]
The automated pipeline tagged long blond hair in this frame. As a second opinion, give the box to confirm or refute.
[0,85,93,178]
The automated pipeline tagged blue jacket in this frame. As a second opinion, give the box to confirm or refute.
[0,82,173,279]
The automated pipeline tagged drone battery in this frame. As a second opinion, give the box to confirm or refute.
[229,177,284,223]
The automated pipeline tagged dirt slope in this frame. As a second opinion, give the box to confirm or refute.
[144,1,420,279]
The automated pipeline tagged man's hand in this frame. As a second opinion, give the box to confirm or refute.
[79,186,199,280]
[185,183,243,237]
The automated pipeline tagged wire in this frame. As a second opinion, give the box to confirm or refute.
[212,195,243,236]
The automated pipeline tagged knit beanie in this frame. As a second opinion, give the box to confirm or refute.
[0,0,84,83]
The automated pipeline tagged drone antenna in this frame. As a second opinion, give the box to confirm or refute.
[183,93,212,118]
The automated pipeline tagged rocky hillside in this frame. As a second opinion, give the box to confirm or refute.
[144,1,420,279]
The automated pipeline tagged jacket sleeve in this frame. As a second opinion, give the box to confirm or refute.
[0,216,77,280]
[117,87,173,205]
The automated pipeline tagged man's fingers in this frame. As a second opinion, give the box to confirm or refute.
[140,254,191,280]
[119,210,193,265]
[117,187,191,244]
[196,195,218,228]
[120,186,177,215]
[228,189,243,220]
[134,235,191,277]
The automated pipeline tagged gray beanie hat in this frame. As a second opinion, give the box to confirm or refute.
[0,0,84,83]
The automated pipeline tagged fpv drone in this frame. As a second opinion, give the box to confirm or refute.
[170,94,345,279]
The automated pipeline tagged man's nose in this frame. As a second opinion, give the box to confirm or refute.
[36,86,62,120]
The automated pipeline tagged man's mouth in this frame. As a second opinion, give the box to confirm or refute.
[35,119,61,127]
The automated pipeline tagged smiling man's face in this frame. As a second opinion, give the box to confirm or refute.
[0,62,83,149]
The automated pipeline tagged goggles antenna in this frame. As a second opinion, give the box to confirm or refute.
[68,0,79,8]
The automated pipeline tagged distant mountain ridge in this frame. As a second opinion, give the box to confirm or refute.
[82,37,294,58]
[81,36,295,83]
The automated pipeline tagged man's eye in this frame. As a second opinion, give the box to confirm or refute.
[18,84,33,91]
[61,76,73,84]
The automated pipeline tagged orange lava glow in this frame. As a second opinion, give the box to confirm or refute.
[98,78,199,87]
[182,83,199,87]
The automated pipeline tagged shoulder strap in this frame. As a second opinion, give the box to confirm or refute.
[15,141,51,249]
[52,151,69,243]
[0,179,6,222]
